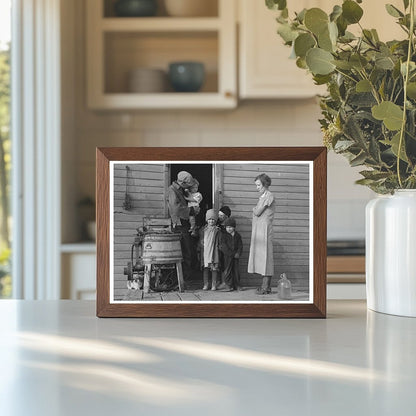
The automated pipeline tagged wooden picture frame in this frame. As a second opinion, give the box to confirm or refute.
[96,147,327,318]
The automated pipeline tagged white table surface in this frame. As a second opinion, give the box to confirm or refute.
[0,300,415,416]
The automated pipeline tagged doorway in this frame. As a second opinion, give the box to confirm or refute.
[170,164,213,283]
[170,163,213,227]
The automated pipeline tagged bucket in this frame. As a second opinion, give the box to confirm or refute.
[141,232,183,264]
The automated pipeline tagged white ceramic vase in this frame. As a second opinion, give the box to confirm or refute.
[366,190,416,317]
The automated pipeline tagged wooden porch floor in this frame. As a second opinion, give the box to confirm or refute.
[121,287,310,302]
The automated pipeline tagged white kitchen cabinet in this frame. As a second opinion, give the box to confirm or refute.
[238,0,325,99]
[238,0,404,99]
[86,0,237,109]
[61,244,96,300]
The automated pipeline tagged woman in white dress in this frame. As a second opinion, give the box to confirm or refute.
[247,173,275,294]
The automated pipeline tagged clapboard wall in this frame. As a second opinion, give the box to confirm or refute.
[113,162,311,299]
[113,163,167,300]
[221,163,310,290]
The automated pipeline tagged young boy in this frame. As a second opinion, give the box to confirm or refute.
[219,217,243,291]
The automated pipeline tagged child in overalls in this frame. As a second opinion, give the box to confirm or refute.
[220,217,243,291]
[198,209,221,290]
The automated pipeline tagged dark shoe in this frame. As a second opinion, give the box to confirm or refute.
[217,282,226,290]
[221,285,233,292]
[255,287,271,295]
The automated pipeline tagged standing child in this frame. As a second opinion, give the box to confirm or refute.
[184,179,203,237]
[198,209,221,290]
[220,217,243,291]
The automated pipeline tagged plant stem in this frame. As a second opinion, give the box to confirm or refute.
[397,0,415,188]
[334,68,358,84]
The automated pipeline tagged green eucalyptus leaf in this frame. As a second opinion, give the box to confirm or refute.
[399,14,411,29]
[277,23,299,43]
[356,79,372,92]
[348,92,377,107]
[336,15,348,36]
[278,0,287,10]
[281,7,288,19]
[369,136,382,163]
[294,33,316,58]
[328,21,338,44]
[296,8,307,23]
[334,139,355,151]
[403,0,409,10]
[355,178,376,186]
[304,8,328,35]
[339,31,356,43]
[276,14,288,24]
[313,74,332,85]
[360,170,391,180]
[385,132,409,162]
[372,101,404,130]
[370,67,385,84]
[350,54,368,70]
[401,61,416,76]
[378,78,386,100]
[342,0,364,24]
[385,4,404,18]
[393,60,402,79]
[266,0,287,11]
[330,5,342,21]
[318,27,334,52]
[375,55,395,70]
[407,82,416,99]
[349,152,368,167]
[333,60,353,70]
[306,48,336,75]
[371,29,380,42]
[296,57,308,69]
[343,115,365,147]
[363,29,376,46]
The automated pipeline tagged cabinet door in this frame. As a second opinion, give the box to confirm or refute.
[239,0,404,99]
[239,0,325,99]
[62,253,96,300]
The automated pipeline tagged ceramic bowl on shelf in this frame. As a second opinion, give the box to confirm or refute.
[164,0,217,17]
[168,62,205,92]
[114,0,158,17]
[128,68,167,93]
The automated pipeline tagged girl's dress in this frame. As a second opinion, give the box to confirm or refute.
[247,189,275,276]
[198,225,221,271]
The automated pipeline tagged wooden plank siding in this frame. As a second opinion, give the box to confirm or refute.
[222,163,310,290]
[113,162,311,300]
[113,163,166,299]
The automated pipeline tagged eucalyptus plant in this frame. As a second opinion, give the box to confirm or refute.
[266,0,416,193]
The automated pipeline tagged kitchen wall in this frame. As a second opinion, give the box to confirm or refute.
[61,0,374,243]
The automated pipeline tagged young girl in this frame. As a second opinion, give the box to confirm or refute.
[198,209,221,290]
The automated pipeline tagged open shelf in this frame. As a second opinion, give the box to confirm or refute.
[104,31,218,94]
[86,0,236,109]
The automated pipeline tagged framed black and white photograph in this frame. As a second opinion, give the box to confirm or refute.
[96,147,327,317]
